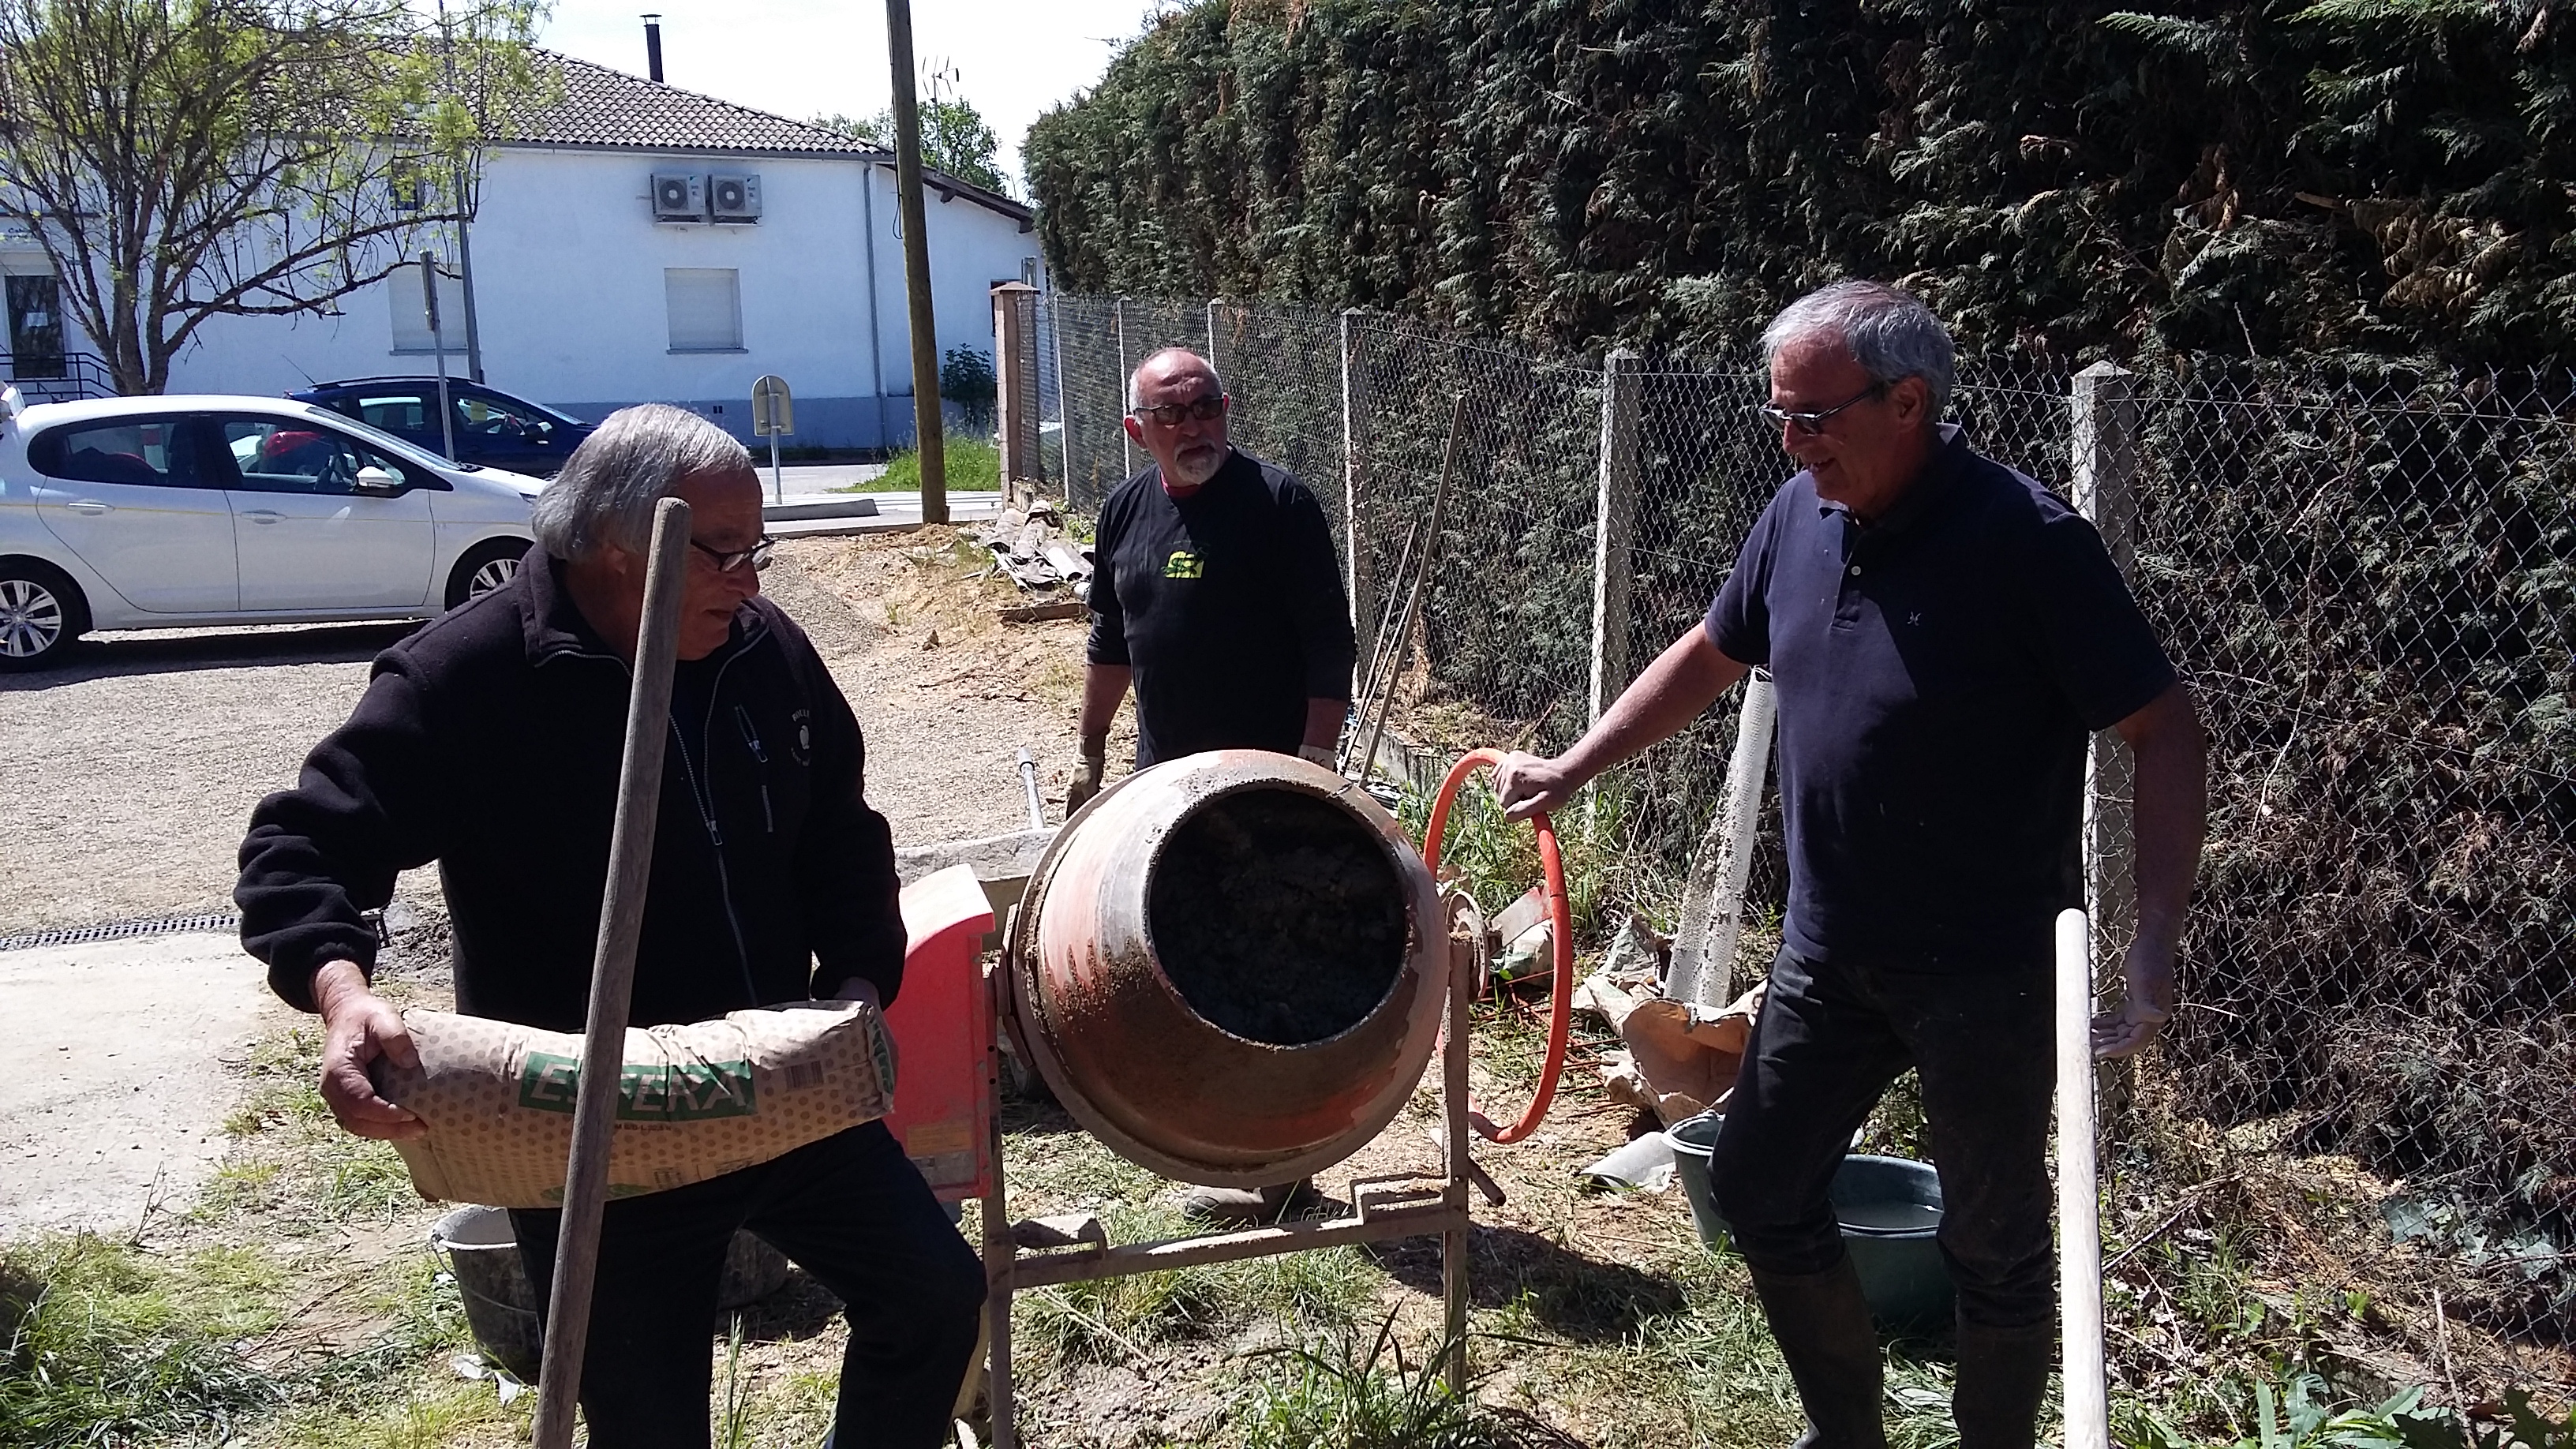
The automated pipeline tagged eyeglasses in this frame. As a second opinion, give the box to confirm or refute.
[1127,393,1227,428]
[1755,382,1886,436]
[691,535,776,572]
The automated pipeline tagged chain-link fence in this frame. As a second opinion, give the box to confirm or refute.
[1033,292,2576,1406]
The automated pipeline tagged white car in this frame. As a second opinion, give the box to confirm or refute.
[0,391,548,669]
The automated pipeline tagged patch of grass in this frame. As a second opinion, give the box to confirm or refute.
[1013,1199,1233,1372]
[266,1372,527,1449]
[0,1234,292,1445]
[848,437,1001,493]
[224,1024,330,1137]
[1235,1314,1493,1448]
[1398,769,1641,950]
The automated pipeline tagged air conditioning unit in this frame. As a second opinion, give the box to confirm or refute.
[650,172,705,222]
[709,173,762,223]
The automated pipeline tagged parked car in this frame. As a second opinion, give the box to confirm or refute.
[0,391,546,670]
[290,376,595,477]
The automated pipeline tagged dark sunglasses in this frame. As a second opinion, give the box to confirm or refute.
[691,535,776,572]
[1128,393,1227,428]
[1755,381,1886,436]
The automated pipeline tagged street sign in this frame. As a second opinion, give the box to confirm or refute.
[751,374,793,504]
[751,374,793,437]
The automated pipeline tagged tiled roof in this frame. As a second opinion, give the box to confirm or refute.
[500,51,878,155]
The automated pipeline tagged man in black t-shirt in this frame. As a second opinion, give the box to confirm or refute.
[1073,346,1357,1225]
[1498,283,2207,1449]
[1072,346,1354,796]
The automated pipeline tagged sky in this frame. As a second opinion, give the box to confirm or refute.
[531,0,1173,195]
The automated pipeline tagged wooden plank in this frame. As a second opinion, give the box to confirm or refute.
[998,598,1086,623]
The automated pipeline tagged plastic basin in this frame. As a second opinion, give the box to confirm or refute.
[432,1204,792,1380]
[1830,1154,1953,1335]
[1657,1129,1956,1335]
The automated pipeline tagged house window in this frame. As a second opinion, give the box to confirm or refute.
[390,159,425,213]
[665,268,742,352]
[390,261,466,354]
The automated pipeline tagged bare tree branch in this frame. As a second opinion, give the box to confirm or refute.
[0,0,546,393]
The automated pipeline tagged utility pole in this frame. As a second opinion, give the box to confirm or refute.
[884,0,945,522]
[436,0,485,383]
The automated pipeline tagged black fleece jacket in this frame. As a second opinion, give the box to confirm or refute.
[236,549,905,1033]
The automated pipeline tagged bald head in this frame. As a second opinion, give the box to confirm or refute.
[1121,346,1233,492]
[1126,347,1225,410]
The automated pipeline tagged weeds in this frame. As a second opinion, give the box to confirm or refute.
[862,438,1001,493]
[1235,1313,1492,1449]
[1013,1200,1231,1371]
[0,1235,288,1445]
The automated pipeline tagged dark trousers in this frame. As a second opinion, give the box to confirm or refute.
[511,1121,986,1449]
[1707,947,2058,1330]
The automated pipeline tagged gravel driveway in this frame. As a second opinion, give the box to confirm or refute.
[0,537,1093,937]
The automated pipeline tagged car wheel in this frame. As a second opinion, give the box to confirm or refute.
[0,560,88,671]
[445,538,530,611]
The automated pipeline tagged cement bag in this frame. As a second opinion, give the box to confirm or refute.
[372,1001,897,1208]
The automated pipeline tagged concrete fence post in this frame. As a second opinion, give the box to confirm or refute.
[1206,297,1222,374]
[1114,297,1133,479]
[1589,349,1644,722]
[2072,360,2139,984]
[1340,308,1372,667]
[990,282,1042,501]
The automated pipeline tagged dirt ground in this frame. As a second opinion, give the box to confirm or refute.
[0,534,1119,1235]
[0,523,1782,1433]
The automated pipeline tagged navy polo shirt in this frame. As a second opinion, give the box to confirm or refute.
[1705,425,2175,969]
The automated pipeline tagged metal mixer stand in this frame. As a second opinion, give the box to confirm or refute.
[971,933,1485,1449]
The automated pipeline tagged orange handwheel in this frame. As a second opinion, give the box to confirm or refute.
[1419,748,1574,1144]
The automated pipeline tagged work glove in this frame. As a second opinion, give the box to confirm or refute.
[1065,744,1106,818]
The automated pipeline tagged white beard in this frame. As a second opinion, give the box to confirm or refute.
[1166,442,1227,489]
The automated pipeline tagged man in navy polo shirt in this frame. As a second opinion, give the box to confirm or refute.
[1497,281,2204,1449]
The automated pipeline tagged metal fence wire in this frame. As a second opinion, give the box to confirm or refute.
[1036,292,2576,1404]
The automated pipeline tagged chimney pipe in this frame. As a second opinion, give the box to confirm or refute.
[641,13,664,84]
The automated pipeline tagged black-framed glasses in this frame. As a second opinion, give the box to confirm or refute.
[1755,382,1886,436]
[691,535,776,572]
[1127,393,1227,428]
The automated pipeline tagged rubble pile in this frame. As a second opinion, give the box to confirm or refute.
[973,499,1094,597]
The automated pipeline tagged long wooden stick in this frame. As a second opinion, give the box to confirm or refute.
[533,497,695,1449]
[2055,908,2110,1449]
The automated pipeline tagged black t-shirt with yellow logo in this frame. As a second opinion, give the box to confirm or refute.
[1086,448,1356,766]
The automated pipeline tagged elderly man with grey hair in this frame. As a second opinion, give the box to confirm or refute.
[1499,282,2206,1449]
[236,404,984,1448]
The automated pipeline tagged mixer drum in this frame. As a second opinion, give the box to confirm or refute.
[1008,751,1448,1186]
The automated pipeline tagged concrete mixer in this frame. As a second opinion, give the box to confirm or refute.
[887,747,1574,1448]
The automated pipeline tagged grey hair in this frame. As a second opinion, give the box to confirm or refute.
[530,403,752,560]
[1126,347,1226,410]
[1761,280,1956,422]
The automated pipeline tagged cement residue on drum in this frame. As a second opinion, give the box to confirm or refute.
[1145,788,1406,1046]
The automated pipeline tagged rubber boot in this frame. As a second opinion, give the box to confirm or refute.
[1748,1259,1888,1449]
[1952,1318,2054,1449]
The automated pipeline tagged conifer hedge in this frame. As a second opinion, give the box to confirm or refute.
[1027,0,2576,368]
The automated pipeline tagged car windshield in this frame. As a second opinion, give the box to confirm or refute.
[511,395,587,429]
[313,408,483,471]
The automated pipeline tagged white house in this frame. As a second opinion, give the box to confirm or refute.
[10,52,1045,451]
